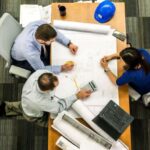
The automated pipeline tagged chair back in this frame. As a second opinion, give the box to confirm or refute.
[0,13,22,66]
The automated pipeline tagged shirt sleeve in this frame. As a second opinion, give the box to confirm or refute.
[39,95,77,114]
[45,65,61,74]
[25,51,62,74]
[55,29,70,46]
[25,52,45,70]
[139,48,150,64]
[116,71,133,86]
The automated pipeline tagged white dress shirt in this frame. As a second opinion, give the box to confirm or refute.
[21,70,77,117]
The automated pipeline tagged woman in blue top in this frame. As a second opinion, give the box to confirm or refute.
[100,47,150,95]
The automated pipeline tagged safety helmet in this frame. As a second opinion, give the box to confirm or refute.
[94,0,116,23]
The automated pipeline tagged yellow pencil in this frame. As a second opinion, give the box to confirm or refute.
[73,78,80,91]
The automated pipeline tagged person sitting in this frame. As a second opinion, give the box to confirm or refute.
[11,20,78,72]
[100,47,150,95]
[0,70,92,127]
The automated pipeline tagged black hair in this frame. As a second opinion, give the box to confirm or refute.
[38,73,58,91]
[120,47,150,74]
[35,24,57,41]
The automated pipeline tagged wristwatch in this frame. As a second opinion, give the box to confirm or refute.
[67,41,72,47]
[104,68,110,73]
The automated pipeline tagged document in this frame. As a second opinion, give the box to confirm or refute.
[52,20,119,116]
[20,4,51,27]
[53,111,129,150]
[53,111,111,150]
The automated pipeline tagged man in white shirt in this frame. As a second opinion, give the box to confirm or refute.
[0,70,91,127]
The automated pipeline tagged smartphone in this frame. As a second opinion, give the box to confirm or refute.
[81,80,97,92]
[112,30,126,41]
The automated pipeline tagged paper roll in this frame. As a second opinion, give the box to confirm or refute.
[72,100,114,143]
[53,112,108,150]
[53,118,82,147]
[71,101,129,150]
[56,136,79,150]
[53,20,111,34]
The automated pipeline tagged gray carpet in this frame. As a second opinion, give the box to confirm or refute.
[0,0,150,150]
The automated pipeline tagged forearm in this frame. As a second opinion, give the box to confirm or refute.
[45,65,62,74]
[104,68,117,85]
[108,53,120,60]
[55,29,70,46]
[55,95,77,114]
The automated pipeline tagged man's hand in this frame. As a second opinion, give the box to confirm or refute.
[76,90,92,100]
[61,61,74,72]
[100,58,108,69]
[68,43,78,55]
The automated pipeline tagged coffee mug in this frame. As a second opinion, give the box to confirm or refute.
[58,5,66,16]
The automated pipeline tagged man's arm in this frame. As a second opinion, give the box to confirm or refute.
[25,52,62,74]
[55,29,78,55]
[55,29,70,46]
[40,90,91,114]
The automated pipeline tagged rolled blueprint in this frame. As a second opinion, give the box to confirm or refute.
[56,136,79,150]
[71,100,129,150]
[72,100,114,143]
[53,112,111,150]
[53,20,111,34]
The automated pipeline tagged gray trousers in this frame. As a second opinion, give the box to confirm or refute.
[5,101,48,127]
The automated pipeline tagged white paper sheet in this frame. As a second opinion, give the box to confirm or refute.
[52,20,119,116]
[20,4,51,27]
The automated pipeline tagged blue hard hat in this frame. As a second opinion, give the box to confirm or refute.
[94,0,116,23]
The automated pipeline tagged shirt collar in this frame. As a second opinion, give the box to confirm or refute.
[32,31,41,51]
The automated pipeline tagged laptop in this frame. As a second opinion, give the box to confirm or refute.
[92,100,134,140]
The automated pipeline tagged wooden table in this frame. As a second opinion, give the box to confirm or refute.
[48,2,131,150]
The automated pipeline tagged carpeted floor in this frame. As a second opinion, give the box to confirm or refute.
[0,0,150,150]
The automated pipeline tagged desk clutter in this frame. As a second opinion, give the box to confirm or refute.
[93,100,134,140]
[52,100,133,150]
[50,19,130,149]
[52,20,119,116]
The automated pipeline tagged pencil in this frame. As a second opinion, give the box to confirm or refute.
[73,78,80,90]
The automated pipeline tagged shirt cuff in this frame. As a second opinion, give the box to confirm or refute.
[45,65,62,74]
[67,41,72,47]
[65,94,78,108]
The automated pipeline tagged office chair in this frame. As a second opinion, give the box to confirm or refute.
[0,13,31,78]
[128,86,141,101]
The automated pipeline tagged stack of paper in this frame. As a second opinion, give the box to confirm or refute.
[20,4,51,27]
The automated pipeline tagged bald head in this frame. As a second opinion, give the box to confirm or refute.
[38,73,58,91]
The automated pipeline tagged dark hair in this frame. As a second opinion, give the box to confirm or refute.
[120,47,150,74]
[38,73,58,91]
[35,24,57,41]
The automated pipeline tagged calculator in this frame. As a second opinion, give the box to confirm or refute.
[81,80,97,92]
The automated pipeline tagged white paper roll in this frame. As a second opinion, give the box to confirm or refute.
[71,101,129,150]
[53,112,107,150]
[53,118,82,146]
[53,20,111,34]
[72,100,114,143]
[56,136,79,150]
